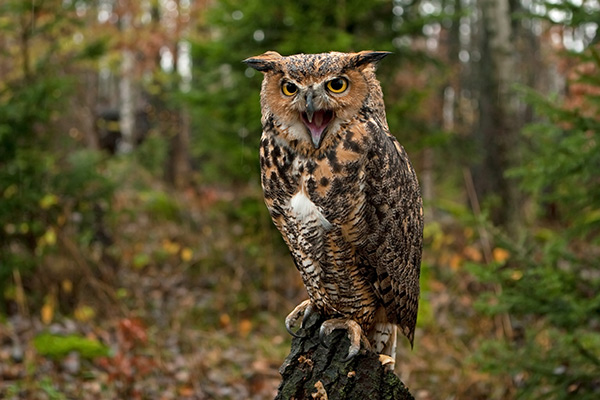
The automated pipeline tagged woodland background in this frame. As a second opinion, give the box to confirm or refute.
[1,0,599,399]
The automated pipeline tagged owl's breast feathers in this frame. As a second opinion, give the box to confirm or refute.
[260,112,423,345]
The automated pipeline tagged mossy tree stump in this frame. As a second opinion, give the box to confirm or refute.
[275,312,414,400]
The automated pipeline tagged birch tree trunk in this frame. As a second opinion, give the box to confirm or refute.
[118,12,135,154]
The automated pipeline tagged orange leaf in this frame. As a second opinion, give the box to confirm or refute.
[41,297,55,325]
[493,248,510,263]
[219,313,231,329]
[239,319,252,337]
[449,254,462,271]
[463,246,482,262]
[178,387,195,397]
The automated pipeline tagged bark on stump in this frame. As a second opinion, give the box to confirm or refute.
[276,311,414,400]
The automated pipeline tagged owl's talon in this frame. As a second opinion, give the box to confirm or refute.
[319,318,370,361]
[285,299,313,338]
[342,346,360,362]
[286,325,304,338]
[318,324,329,347]
[300,303,315,329]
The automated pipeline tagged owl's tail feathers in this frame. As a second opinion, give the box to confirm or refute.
[371,322,398,370]
[285,299,315,338]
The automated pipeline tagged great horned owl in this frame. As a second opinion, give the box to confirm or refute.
[244,51,423,365]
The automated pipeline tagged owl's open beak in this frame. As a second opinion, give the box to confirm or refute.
[302,92,333,148]
[301,110,333,148]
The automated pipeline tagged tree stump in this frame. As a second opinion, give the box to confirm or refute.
[275,311,414,400]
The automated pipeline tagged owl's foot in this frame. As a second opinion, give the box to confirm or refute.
[285,299,315,338]
[319,318,371,362]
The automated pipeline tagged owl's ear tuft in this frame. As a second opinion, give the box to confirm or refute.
[351,51,392,68]
[243,51,283,72]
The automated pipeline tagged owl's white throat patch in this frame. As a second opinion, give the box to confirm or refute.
[289,191,332,229]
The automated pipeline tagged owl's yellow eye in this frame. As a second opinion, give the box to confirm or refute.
[282,82,298,96]
[326,78,348,94]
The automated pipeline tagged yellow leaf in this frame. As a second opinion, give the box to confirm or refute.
[180,247,193,262]
[493,247,510,263]
[39,194,59,209]
[3,184,18,198]
[41,294,56,325]
[162,239,180,255]
[41,304,53,324]
[62,279,73,294]
[511,270,523,281]
[74,305,96,322]
[40,227,57,247]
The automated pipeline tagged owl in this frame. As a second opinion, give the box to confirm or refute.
[244,51,423,366]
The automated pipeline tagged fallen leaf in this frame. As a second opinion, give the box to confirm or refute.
[239,319,252,337]
[181,247,193,262]
[493,247,510,263]
[41,293,56,324]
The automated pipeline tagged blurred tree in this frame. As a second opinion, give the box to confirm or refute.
[0,0,114,311]
[471,4,600,397]
[89,0,205,186]
[473,0,521,228]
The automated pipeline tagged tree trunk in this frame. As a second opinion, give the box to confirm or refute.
[473,0,521,229]
[118,10,135,154]
[276,312,414,400]
[164,40,192,189]
[164,107,192,188]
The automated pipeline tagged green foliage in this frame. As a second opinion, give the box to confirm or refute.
[33,332,110,360]
[135,132,169,177]
[471,45,600,399]
[512,86,600,239]
[0,2,114,308]
[139,189,182,222]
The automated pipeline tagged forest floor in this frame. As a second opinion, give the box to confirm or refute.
[0,163,513,399]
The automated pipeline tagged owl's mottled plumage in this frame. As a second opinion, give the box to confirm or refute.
[244,51,423,363]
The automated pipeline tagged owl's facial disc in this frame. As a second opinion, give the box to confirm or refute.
[300,91,334,148]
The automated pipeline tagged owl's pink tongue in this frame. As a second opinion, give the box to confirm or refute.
[302,110,334,148]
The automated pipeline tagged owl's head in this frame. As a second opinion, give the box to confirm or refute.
[244,51,390,150]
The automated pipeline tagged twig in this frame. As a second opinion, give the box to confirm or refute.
[13,268,30,318]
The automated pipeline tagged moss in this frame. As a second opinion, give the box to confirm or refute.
[33,332,109,360]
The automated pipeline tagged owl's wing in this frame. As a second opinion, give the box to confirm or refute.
[359,124,423,346]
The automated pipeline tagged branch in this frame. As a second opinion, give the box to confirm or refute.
[276,311,414,400]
